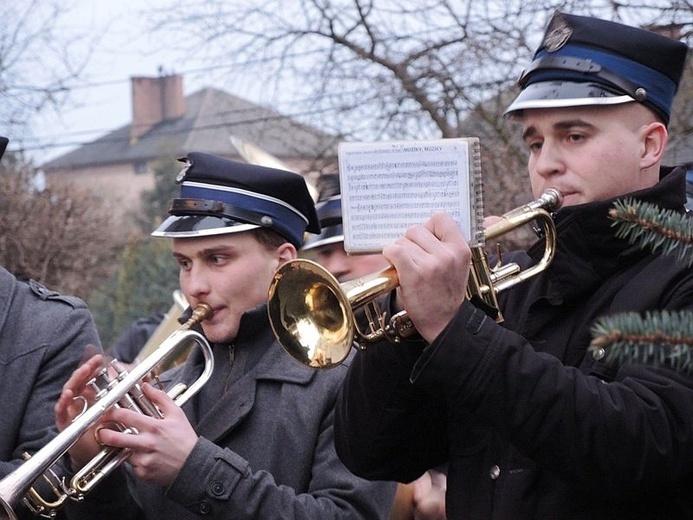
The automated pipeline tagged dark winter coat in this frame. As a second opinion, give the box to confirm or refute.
[335,166,693,519]
[0,266,101,520]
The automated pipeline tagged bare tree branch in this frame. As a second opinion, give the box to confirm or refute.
[148,0,693,219]
[0,153,123,298]
[0,0,95,138]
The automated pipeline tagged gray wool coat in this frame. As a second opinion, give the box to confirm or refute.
[65,304,396,520]
[0,266,101,519]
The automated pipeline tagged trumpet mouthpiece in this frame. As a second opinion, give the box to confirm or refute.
[540,189,563,211]
[184,303,213,329]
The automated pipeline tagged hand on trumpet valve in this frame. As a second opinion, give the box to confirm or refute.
[382,212,470,343]
[55,352,200,486]
[94,383,199,486]
[55,354,110,469]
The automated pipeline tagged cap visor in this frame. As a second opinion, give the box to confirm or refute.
[302,234,345,251]
[504,81,634,115]
[151,215,259,238]
[301,223,345,251]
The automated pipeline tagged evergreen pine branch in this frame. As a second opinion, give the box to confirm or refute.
[609,198,693,267]
[586,199,693,373]
[589,310,693,373]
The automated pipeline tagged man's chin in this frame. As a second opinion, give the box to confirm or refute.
[201,325,237,344]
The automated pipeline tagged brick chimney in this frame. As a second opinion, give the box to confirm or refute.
[130,73,185,144]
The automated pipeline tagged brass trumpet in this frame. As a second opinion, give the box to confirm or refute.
[0,304,213,520]
[132,290,190,370]
[267,189,562,369]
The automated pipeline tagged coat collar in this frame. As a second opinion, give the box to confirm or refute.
[168,304,316,441]
[177,303,317,385]
[235,303,317,384]
[528,165,687,304]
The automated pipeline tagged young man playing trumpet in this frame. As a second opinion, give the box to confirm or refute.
[302,184,447,520]
[334,12,693,518]
[55,153,396,519]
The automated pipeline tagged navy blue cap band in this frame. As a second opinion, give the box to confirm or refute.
[518,43,677,123]
[153,180,309,247]
[177,181,308,247]
[301,194,345,251]
[314,196,342,227]
[181,181,309,224]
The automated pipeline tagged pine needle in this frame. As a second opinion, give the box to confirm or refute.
[589,310,693,373]
[609,198,693,267]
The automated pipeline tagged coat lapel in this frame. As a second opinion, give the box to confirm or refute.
[193,340,314,443]
[194,374,257,439]
[163,303,316,444]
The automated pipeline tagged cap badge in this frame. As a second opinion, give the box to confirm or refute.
[176,160,192,183]
[543,13,572,52]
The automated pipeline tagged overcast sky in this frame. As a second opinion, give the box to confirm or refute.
[26,0,238,164]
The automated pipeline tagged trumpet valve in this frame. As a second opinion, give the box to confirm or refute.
[489,262,521,286]
[167,383,189,401]
[387,311,419,342]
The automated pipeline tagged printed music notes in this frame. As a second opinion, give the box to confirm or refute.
[339,138,484,253]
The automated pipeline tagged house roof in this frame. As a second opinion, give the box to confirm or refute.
[41,87,339,170]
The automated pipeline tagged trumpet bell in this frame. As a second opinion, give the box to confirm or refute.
[268,189,563,370]
[268,260,354,368]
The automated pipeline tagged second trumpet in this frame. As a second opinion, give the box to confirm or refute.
[0,304,213,520]
[267,189,562,369]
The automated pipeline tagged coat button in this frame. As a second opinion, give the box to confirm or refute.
[489,465,501,480]
[592,347,605,361]
[199,501,211,514]
[211,482,225,496]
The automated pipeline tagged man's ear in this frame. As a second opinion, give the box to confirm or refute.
[640,121,668,170]
[277,242,297,263]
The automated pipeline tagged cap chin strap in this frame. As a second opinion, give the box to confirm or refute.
[519,55,646,102]
[169,198,272,228]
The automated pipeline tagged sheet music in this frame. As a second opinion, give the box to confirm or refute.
[339,138,482,253]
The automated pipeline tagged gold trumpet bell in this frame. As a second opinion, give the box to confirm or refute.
[268,260,355,369]
[268,189,563,370]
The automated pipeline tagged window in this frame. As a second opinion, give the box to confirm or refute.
[134,161,148,175]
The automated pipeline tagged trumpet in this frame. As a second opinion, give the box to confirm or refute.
[0,304,213,520]
[132,290,190,369]
[267,189,562,369]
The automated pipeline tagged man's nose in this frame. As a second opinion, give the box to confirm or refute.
[185,265,211,299]
[533,144,564,179]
